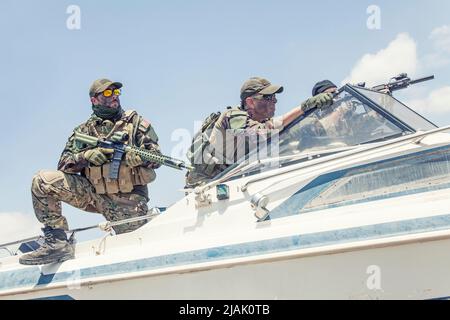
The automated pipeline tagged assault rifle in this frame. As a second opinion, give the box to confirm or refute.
[371,73,435,94]
[74,131,194,179]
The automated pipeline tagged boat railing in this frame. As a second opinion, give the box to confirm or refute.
[0,210,163,256]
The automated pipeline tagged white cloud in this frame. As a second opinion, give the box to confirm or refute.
[422,52,450,69]
[0,212,42,256]
[407,86,450,115]
[423,25,450,68]
[342,33,418,87]
[430,25,450,54]
[342,29,450,117]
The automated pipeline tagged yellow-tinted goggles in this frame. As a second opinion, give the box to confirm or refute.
[102,88,121,97]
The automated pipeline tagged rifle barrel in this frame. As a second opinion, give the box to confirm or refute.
[371,74,435,93]
[410,75,435,85]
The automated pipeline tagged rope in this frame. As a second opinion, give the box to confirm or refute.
[0,247,14,256]
[95,231,114,256]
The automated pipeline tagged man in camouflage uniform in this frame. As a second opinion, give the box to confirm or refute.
[20,79,161,265]
[185,77,334,187]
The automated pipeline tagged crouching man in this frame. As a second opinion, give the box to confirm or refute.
[20,79,161,265]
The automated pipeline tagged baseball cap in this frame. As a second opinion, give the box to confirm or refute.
[89,78,123,97]
[240,77,284,101]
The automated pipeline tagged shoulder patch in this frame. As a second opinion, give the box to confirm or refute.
[228,109,248,118]
[137,118,158,142]
[227,109,248,129]
[139,119,151,132]
[229,115,247,129]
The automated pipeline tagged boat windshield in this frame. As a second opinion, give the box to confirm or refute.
[278,87,410,157]
[353,86,437,131]
[216,85,431,180]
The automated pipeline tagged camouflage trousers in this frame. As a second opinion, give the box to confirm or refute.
[31,170,149,234]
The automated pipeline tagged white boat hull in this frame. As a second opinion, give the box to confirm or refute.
[3,128,450,300]
[3,231,450,300]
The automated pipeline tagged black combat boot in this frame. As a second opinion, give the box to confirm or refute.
[19,227,74,265]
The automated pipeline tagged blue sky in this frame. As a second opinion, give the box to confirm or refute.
[1,0,450,243]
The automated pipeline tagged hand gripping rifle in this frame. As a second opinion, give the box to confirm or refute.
[74,131,194,179]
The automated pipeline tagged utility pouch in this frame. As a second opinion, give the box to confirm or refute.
[132,166,156,186]
[118,164,134,193]
[86,166,106,194]
[102,164,120,194]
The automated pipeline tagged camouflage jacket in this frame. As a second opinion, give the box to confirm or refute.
[209,106,284,164]
[58,110,161,174]
[215,106,284,132]
[185,106,284,188]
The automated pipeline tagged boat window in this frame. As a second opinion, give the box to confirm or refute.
[268,146,450,219]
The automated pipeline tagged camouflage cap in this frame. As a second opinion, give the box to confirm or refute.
[89,78,123,97]
[240,77,284,101]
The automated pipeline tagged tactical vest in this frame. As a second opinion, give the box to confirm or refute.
[186,107,248,187]
[83,110,157,195]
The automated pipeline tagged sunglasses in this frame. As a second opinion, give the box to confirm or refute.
[254,94,277,102]
[100,88,121,97]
